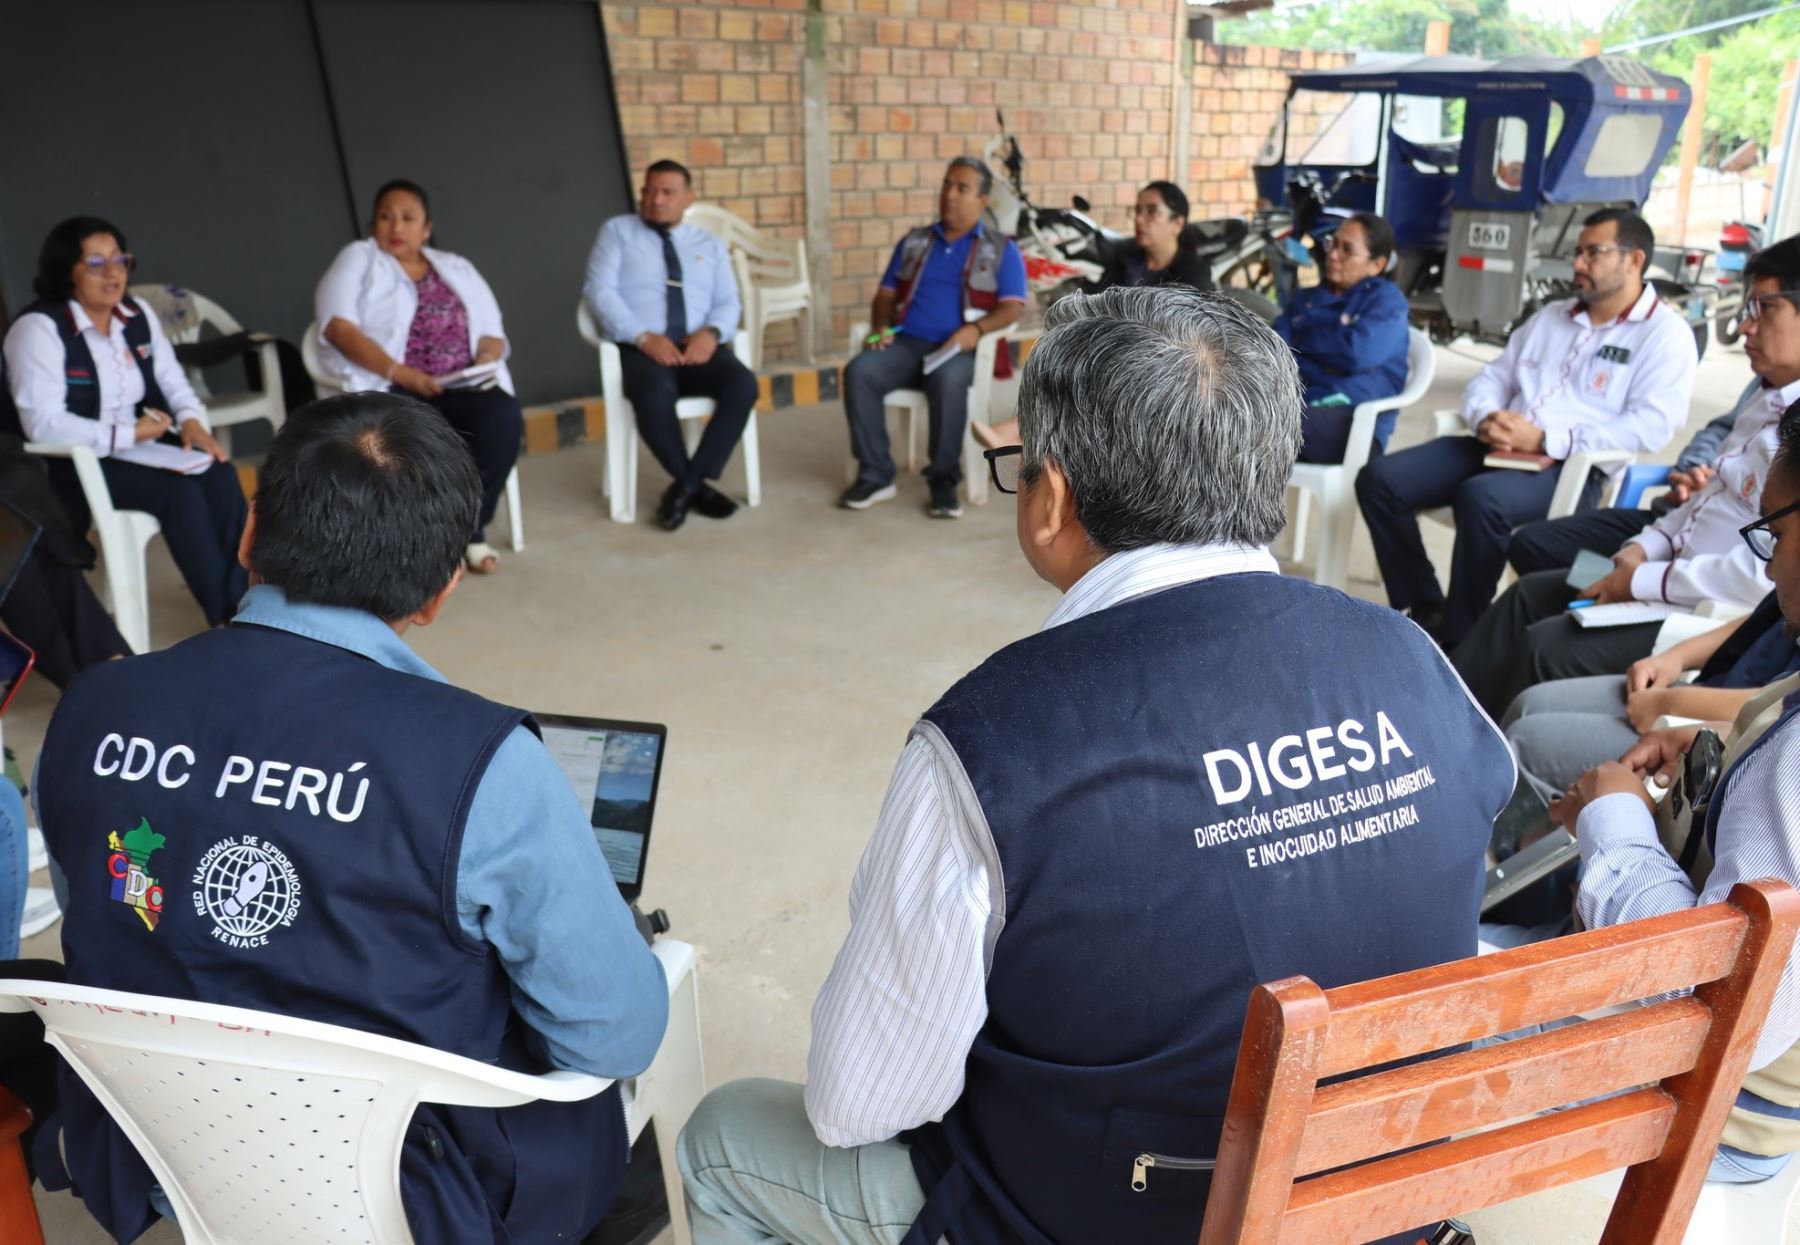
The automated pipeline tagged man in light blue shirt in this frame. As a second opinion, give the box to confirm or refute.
[1544,399,1800,1185]
[839,156,1028,519]
[584,159,757,531]
[33,391,667,1242]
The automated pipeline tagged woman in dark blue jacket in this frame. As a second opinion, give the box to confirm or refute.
[1273,212,1411,464]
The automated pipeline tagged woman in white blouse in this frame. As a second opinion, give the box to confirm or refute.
[314,180,522,574]
[0,216,247,628]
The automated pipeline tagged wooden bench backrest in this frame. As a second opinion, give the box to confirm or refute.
[1196,879,1800,1245]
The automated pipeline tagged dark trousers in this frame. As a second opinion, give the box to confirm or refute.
[0,552,130,688]
[1298,404,1393,465]
[1506,508,1656,576]
[1450,568,1664,719]
[843,335,976,486]
[1355,436,1599,646]
[402,387,524,542]
[617,344,757,492]
[92,458,248,627]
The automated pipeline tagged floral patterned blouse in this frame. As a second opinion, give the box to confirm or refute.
[403,266,474,375]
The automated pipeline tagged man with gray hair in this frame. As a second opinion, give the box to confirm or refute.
[838,156,1027,518]
[680,287,1514,1245]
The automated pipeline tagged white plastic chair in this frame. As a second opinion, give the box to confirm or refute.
[22,443,159,654]
[1427,407,1636,521]
[130,286,286,457]
[1285,327,1436,590]
[300,322,523,552]
[0,937,704,1245]
[845,317,1018,506]
[575,305,760,523]
[686,202,812,369]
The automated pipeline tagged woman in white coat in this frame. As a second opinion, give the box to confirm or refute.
[315,180,522,573]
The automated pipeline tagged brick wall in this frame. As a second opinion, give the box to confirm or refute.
[1188,45,1352,217]
[600,1,1343,359]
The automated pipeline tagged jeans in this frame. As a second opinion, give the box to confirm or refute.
[843,335,977,487]
[678,1078,924,1245]
[0,777,24,960]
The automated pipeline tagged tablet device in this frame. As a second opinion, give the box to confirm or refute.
[1482,829,1581,914]
[536,714,667,902]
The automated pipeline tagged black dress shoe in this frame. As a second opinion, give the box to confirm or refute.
[657,482,692,531]
[690,484,739,520]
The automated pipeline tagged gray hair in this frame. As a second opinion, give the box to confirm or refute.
[1017,286,1302,552]
[947,156,994,197]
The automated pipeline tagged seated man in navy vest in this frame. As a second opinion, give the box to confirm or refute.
[680,287,1515,1245]
[839,156,1028,520]
[33,392,669,1244]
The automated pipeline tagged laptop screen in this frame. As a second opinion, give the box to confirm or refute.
[536,715,666,898]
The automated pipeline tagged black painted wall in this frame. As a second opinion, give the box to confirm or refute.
[0,0,632,404]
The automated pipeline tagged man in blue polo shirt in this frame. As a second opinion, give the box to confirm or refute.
[839,157,1028,519]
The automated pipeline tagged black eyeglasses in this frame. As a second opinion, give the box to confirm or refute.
[78,253,134,273]
[1740,497,1800,560]
[984,445,1023,494]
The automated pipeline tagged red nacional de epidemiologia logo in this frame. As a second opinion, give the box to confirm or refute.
[107,817,166,931]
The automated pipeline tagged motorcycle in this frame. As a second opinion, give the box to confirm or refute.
[982,111,1122,300]
[1714,220,1765,346]
[982,110,1286,322]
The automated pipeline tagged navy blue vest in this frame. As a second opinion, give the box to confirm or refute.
[904,572,1514,1245]
[35,623,627,1244]
[0,297,170,439]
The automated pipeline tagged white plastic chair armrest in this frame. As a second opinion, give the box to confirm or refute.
[1433,408,1467,438]
[1695,598,1754,622]
[1652,714,1706,731]
[1550,448,1636,517]
[1340,395,1404,476]
[25,442,114,520]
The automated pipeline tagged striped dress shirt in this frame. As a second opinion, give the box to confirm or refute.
[1576,706,1800,1071]
[804,542,1280,1148]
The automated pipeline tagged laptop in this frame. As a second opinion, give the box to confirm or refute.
[536,714,667,903]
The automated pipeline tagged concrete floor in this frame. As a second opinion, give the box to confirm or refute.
[22,333,1787,1242]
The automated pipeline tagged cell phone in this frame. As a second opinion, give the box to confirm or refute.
[0,631,34,718]
[1565,549,1613,592]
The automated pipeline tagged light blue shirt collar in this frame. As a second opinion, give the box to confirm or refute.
[232,584,444,684]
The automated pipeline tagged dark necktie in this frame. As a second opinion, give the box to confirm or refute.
[659,228,687,341]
